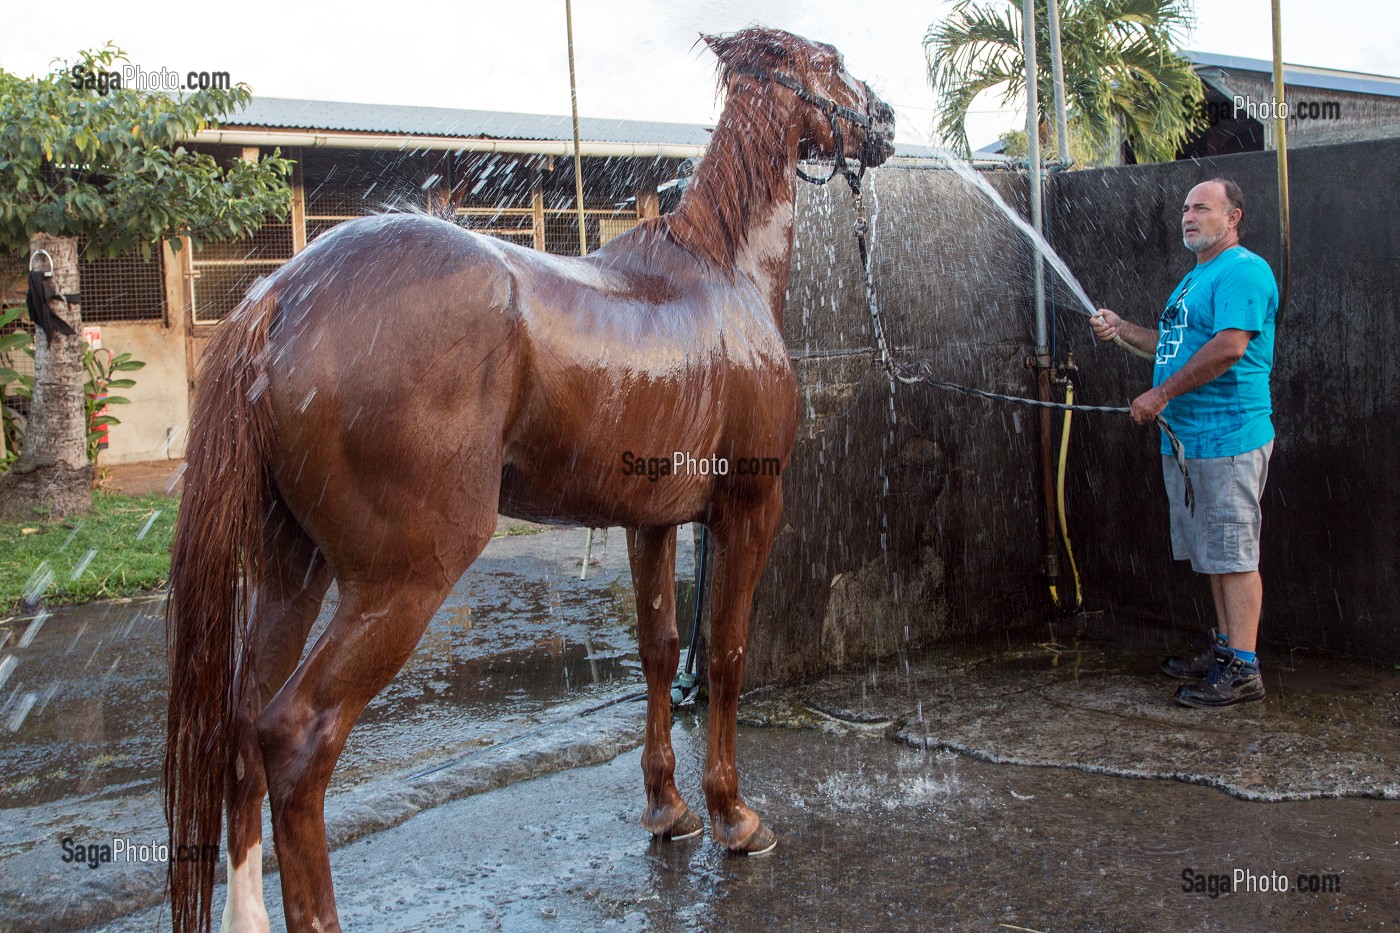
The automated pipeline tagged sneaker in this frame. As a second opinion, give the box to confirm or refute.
[1161,629,1230,680]
[1174,656,1265,708]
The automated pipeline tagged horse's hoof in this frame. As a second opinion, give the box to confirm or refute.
[732,822,776,856]
[652,807,704,841]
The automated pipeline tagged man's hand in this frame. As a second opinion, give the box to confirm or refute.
[1131,387,1168,425]
[1090,309,1122,342]
[1092,308,1159,357]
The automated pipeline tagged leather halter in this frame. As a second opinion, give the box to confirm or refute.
[729,65,874,187]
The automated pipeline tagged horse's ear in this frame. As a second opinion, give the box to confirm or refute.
[705,28,793,68]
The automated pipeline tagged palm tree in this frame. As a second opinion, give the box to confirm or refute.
[925,0,1205,164]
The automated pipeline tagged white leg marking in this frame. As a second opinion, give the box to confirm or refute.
[219,842,270,933]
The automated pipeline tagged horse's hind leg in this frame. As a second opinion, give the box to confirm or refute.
[702,485,783,854]
[256,511,495,933]
[224,511,331,933]
[627,526,703,840]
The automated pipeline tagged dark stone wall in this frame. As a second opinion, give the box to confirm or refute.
[745,140,1400,687]
[1048,141,1400,662]
[745,167,1050,686]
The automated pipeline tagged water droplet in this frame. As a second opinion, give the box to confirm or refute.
[70,548,98,580]
[22,563,54,605]
[18,612,49,648]
[7,692,36,731]
[166,461,189,494]
[136,510,161,541]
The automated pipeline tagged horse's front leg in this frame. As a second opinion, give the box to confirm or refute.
[627,526,703,840]
[702,486,782,854]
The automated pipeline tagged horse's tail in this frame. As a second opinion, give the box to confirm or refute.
[165,289,279,933]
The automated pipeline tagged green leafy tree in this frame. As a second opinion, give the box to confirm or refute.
[0,306,29,466]
[0,304,145,469]
[925,0,1205,164]
[0,44,292,520]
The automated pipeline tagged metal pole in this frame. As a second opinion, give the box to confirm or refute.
[1022,0,1045,350]
[1023,0,1061,597]
[1271,0,1291,320]
[1046,0,1072,167]
[565,0,588,256]
[566,0,595,572]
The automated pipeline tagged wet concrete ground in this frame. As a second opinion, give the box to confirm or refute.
[0,522,648,807]
[0,523,659,930]
[2,525,1398,931]
[767,616,1400,802]
[102,719,1399,932]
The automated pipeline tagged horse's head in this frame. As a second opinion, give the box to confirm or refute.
[705,28,896,173]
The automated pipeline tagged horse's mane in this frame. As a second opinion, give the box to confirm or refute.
[664,29,803,270]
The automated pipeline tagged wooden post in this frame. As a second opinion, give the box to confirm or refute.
[426,151,451,216]
[290,147,307,253]
[636,180,660,221]
[177,235,201,394]
[532,184,546,252]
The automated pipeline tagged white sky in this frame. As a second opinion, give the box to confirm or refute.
[3,0,1397,149]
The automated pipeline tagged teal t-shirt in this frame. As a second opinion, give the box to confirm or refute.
[1153,246,1278,458]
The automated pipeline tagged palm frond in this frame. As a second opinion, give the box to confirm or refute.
[925,0,1205,164]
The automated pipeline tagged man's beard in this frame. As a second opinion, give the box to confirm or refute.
[1183,228,1227,253]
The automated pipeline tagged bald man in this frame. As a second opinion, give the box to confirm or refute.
[1092,177,1278,708]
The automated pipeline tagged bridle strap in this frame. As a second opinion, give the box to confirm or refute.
[729,65,871,189]
[731,67,870,128]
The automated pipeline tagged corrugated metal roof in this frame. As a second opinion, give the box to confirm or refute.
[218,96,934,158]
[1186,51,1400,99]
[222,97,714,146]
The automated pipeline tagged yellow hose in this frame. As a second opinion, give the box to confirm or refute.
[1048,382,1083,612]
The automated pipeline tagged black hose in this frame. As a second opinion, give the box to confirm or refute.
[684,525,708,676]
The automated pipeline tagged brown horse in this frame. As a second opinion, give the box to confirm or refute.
[166,27,893,933]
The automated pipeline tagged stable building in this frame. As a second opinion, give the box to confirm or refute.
[1179,52,1400,158]
[27,98,712,464]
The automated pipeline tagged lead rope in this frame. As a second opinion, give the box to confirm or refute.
[838,173,1194,515]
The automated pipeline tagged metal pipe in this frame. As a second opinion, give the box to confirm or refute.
[565,0,589,257]
[1022,0,1046,352]
[187,128,706,159]
[1046,0,1072,167]
[182,133,970,168]
[565,0,598,569]
[1023,0,1061,599]
[1271,0,1292,320]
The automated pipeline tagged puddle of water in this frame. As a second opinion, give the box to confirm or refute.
[0,527,657,808]
[0,599,165,807]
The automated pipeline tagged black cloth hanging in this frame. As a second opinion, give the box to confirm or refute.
[26,270,77,340]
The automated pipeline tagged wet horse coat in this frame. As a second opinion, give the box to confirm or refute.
[165,27,894,933]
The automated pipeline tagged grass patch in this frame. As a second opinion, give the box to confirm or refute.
[493,518,546,538]
[0,492,176,611]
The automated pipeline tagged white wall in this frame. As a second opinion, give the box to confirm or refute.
[91,321,188,465]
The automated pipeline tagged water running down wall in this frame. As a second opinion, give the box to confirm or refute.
[744,140,1399,687]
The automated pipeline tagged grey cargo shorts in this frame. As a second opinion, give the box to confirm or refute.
[1162,441,1273,574]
